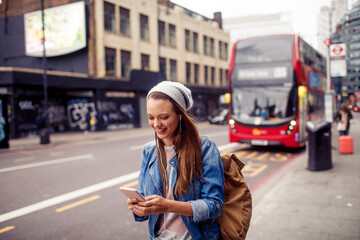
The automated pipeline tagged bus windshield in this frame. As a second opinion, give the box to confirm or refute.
[231,85,297,125]
[235,35,293,64]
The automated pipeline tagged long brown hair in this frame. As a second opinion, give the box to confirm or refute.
[148,92,204,197]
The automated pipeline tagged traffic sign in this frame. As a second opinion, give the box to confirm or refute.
[324,38,332,47]
[330,43,346,58]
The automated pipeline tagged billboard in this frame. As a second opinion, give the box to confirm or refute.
[24,1,86,57]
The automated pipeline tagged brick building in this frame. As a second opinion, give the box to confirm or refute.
[0,0,230,138]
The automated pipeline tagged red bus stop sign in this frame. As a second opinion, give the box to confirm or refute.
[324,38,332,48]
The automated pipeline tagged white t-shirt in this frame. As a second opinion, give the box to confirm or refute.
[155,146,192,240]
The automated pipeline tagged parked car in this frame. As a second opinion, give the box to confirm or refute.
[208,108,228,124]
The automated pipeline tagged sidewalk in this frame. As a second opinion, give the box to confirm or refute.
[246,115,360,240]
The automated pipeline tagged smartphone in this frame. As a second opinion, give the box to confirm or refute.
[119,187,146,202]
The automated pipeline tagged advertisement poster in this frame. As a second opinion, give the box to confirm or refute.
[24,1,86,57]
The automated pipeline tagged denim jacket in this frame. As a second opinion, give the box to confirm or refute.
[135,136,224,240]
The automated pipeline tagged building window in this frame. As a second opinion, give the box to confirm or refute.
[141,54,149,70]
[219,69,223,86]
[204,66,208,85]
[140,14,149,41]
[203,36,208,55]
[159,57,166,79]
[225,70,228,86]
[120,7,130,36]
[194,64,199,84]
[185,29,191,51]
[193,32,198,53]
[224,43,228,60]
[219,41,223,59]
[210,38,214,57]
[121,50,131,78]
[170,59,177,82]
[211,67,215,85]
[169,24,176,48]
[158,21,166,45]
[105,47,116,76]
[186,62,191,84]
[104,2,115,32]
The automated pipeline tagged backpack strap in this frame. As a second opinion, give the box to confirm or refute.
[222,154,244,171]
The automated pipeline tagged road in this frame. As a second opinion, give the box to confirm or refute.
[0,123,305,239]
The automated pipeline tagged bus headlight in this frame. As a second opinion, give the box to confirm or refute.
[229,119,237,132]
[286,120,297,135]
[229,119,235,126]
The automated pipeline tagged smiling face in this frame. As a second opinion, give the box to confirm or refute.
[147,97,180,146]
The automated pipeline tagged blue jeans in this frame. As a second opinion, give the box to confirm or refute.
[339,131,346,136]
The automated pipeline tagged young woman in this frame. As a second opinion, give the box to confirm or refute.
[127,81,224,240]
[335,104,353,136]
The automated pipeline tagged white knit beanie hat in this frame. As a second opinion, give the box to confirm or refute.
[147,81,193,111]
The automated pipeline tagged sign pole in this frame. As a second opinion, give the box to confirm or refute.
[324,38,335,123]
[324,38,332,92]
[40,0,50,144]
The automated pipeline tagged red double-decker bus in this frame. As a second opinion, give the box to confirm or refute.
[227,34,327,148]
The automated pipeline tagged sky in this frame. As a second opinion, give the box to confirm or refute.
[171,0,353,48]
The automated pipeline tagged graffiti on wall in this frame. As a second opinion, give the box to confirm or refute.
[0,99,6,142]
[67,98,97,131]
[96,100,135,130]
[17,99,40,136]
[16,99,68,135]
[14,93,138,137]
[48,105,67,131]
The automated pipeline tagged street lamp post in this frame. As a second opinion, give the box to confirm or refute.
[40,0,50,144]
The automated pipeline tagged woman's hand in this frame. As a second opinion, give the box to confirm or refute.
[130,195,170,217]
[127,198,140,213]
[129,195,193,217]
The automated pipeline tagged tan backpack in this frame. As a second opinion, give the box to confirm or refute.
[217,154,252,240]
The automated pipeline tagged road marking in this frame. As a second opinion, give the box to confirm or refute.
[49,152,65,157]
[0,226,15,234]
[270,153,292,162]
[0,154,93,173]
[0,171,140,223]
[130,145,144,151]
[243,163,268,177]
[122,180,139,188]
[234,150,249,158]
[56,195,100,213]
[242,151,259,160]
[217,142,241,152]
[204,132,228,138]
[13,156,36,163]
[255,152,271,161]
